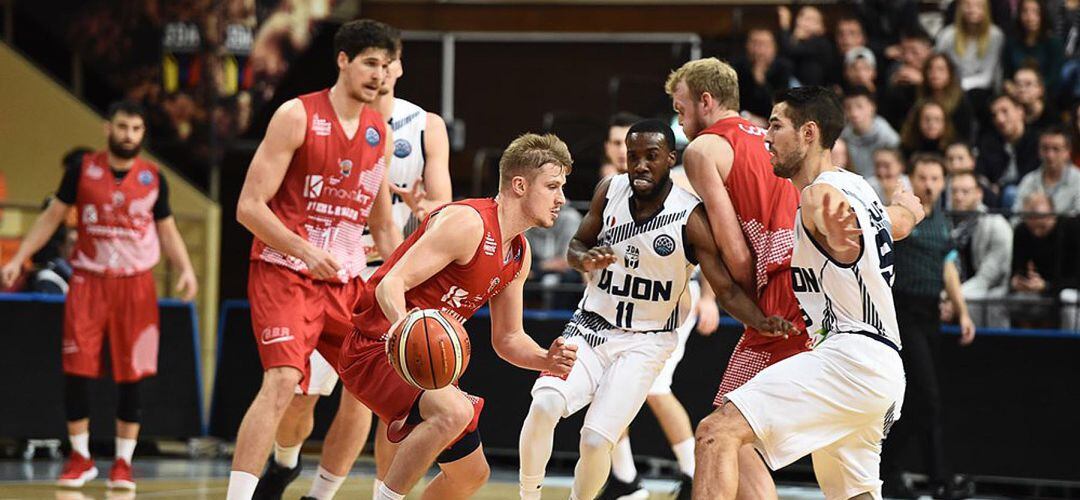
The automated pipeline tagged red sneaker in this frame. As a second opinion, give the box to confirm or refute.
[57,453,98,487]
[106,459,135,490]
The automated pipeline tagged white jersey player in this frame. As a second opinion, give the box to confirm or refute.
[692,87,925,500]
[517,120,791,500]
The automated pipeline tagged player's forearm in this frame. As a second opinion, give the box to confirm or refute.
[566,239,591,273]
[10,204,67,264]
[371,221,403,261]
[236,198,312,259]
[944,262,970,319]
[886,206,916,241]
[375,276,409,327]
[699,276,716,301]
[712,280,769,331]
[492,330,548,371]
[159,226,195,274]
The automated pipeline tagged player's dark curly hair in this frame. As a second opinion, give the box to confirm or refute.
[334,19,399,62]
[773,86,845,149]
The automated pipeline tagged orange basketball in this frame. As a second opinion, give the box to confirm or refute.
[386,309,472,391]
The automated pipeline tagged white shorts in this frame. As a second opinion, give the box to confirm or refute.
[724,333,905,500]
[294,264,381,397]
[649,280,700,396]
[532,315,678,443]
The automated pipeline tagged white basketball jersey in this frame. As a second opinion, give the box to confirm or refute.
[579,174,700,332]
[363,98,427,262]
[790,169,901,349]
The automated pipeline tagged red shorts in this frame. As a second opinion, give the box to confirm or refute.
[248,260,361,393]
[63,270,159,383]
[714,270,811,405]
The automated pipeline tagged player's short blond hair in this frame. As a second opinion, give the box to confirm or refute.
[664,57,740,111]
[499,133,573,190]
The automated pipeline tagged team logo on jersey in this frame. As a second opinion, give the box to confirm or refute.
[82,205,98,224]
[653,234,676,256]
[365,126,381,146]
[85,164,104,180]
[339,158,353,177]
[486,277,501,295]
[112,191,126,206]
[304,175,324,198]
[261,327,294,345]
[624,245,640,269]
[138,170,154,185]
[482,232,498,256]
[738,123,767,137]
[312,114,332,136]
[393,139,412,158]
[441,286,469,308]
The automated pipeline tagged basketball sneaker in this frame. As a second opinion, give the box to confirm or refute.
[252,460,301,500]
[598,474,649,500]
[106,459,136,490]
[57,452,98,487]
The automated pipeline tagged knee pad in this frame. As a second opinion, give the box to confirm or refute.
[437,428,481,464]
[530,389,567,423]
[64,376,90,422]
[117,381,142,424]
[580,428,614,454]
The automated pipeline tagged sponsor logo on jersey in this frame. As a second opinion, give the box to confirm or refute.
[365,126,381,146]
[339,158,353,177]
[112,191,126,207]
[86,164,104,180]
[441,285,469,308]
[261,326,294,345]
[82,205,98,224]
[597,268,674,301]
[304,175,324,198]
[483,232,497,256]
[393,139,412,158]
[138,170,154,185]
[624,245,640,269]
[313,114,332,136]
[486,277,501,295]
[738,123,767,137]
[653,234,676,256]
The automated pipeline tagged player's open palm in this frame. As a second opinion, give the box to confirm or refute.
[174,269,198,302]
[0,262,21,289]
[820,193,861,254]
[301,245,344,281]
[390,179,428,216]
[545,337,577,376]
[581,246,617,272]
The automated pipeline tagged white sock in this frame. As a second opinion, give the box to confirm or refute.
[573,429,614,500]
[115,437,136,463]
[306,465,347,499]
[69,432,90,458]
[372,478,384,500]
[672,437,695,476]
[227,471,259,500]
[273,442,302,469]
[374,482,405,500]
[519,390,565,500]
[610,435,637,482]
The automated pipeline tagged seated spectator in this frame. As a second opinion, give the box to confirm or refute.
[901,99,957,157]
[599,112,640,179]
[842,46,880,96]
[776,5,837,86]
[833,16,873,80]
[1006,66,1059,133]
[1013,125,1080,215]
[1010,192,1080,327]
[976,93,1040,202]
[918,53,977,143]
[526,204,584,309]
[1004,0,1065,92]
[946,141,1001,207]
[734,28,794,124]
[852,0,921,55]
[840,86,900,177]
[949,172,1013,327]
[867,147,912,204]
[936,0,1006,93]
[880,28,936,128]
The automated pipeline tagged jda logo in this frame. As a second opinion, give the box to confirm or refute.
[624,245,640,269]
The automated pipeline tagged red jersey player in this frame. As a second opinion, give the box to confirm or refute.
[226,20,403,500]
[1,100,198,491]
[338,133,579,500]
[666,57,808,498]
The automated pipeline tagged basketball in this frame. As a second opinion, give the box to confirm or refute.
[386,309,472,391]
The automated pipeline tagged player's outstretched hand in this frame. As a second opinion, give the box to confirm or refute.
[694,298,720,335]
[756,316,797,338]
[301,245,344,281]
[390,178,428,217]
[0,261,21,289]
[891,188,926,226]
[581,246,617,272]
[545,337,578,376]
[174,268,198,302]
[821,192,862,253]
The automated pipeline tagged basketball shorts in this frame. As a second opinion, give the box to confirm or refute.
[714,270,810,404]
[532,311,678,443]
[248,260,360,394]
[649,280,700,396]
[723,333,905,500]
[63,270,159,383]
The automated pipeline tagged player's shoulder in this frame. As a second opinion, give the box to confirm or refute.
[273,98,309,126]
[431,202,486,232]
[391,97,425,124]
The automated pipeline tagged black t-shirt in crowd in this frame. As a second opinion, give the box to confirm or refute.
[55,163,172,220]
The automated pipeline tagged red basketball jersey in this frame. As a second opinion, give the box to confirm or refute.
[351,198,527,339]
[70,151,160,276]
[250,89,388,281]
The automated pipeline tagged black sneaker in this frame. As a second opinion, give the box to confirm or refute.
[882,473,918,500]
[598,474,648,500]
[673,473,693,500]
[251,461,301,500]
[932,474,975,500]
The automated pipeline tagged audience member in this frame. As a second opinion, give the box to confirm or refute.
[881,28,936,127]
[937,0,1006,115]
[901,100,957,157]
[1004,0,1065,92]
[976,93,1041,200]
[734,28,794,123]
[867,147,912,204]
[526,204,584,309]
[842,46,880,95]
[852,0,922,54]
[949,172,1014,327]
[919,53,977,143]
[946,141,1002,207]
[1013,126,1080,215]
[1010,192,1080,327]
[599,112,641,179]
[840,86,901,177]
[1006,66,1060,132]
[777,5,838,86]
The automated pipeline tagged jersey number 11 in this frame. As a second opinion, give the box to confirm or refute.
[615,301,635,329]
